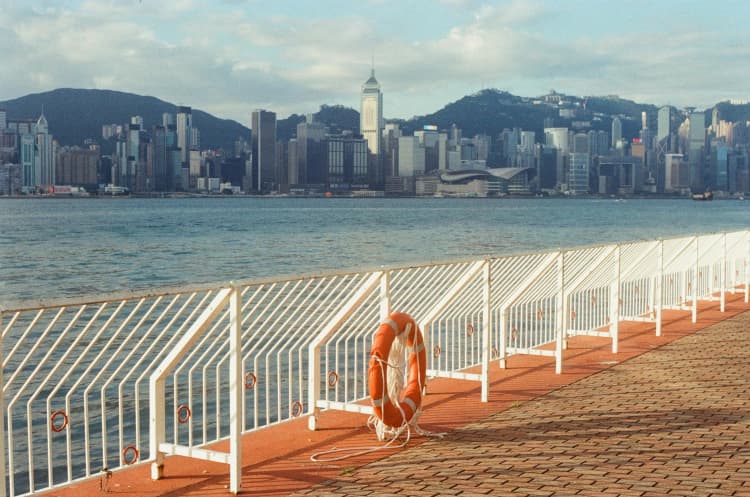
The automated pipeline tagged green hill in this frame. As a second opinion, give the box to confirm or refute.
[0,88,250,152]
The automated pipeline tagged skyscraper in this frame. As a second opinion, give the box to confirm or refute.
[360,69,383,158]
[176,106,192,167]
[688,112,706,190]
[657,106,672,143]
[611,117,622,148]
[35,113,55,187]
[251,109,277,192]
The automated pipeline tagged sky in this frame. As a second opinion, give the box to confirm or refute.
[1,0,749,127]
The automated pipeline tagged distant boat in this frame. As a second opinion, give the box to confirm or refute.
[691,191,714,201]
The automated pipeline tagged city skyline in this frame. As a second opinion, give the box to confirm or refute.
[2,0,749,126]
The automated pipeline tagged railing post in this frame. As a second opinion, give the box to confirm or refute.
[721,233,726,312]
[149,377,166,480]
[228,284,242,494]
[499,307,507,369]
[693,237,699,323]
[481,260,491,402]
[0,312,6,497]
[656,240,664,336]
[610,244,621,353]
[555,251,565,374]
[380,270,391,321]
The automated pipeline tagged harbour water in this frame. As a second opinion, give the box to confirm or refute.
[1,196,747,307]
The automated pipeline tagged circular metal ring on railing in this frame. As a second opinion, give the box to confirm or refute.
[511,327,518,341]
[591,295,597,306]
[177,404,191,424]
[327,371,339,388]
[537,309,544,321]
[244,372,257,391]
[122,445,139,465]
[466,323,475,337]
[291,401,303,418]
[491,346,499,358]
[570,310,577,321]
[433,345,442,358]
[50,410,69,433]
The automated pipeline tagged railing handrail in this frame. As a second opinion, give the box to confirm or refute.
[3,228,739,314]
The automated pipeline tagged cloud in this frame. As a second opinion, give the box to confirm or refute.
[1,0,748,124]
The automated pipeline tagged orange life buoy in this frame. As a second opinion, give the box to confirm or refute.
[368,312,427,429]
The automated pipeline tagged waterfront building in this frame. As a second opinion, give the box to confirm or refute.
[0,108,6,130]
[295,120,326,186]
[162,112,175,128]
[151,125,168,191]
[360,69,383,158]
[567,152,589,195]
[382,123,401,177]
[688,112,706,190]
[326,135,369,191]
[657,106,672,143]
[191,127,201,151]
[251,109,277,192]
[35,113,56,188]
[55,145,99,186]
[709,141,729,191]
[597,157,639,195]
[398,136,425,176]
[176,106,192,169]
[611,117,622,148]
[0,163,21,195]
[664,153,688,193]
[544,127,570,154]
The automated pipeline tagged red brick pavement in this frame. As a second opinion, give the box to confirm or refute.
[44,294,750,497]
[293,300,750,496]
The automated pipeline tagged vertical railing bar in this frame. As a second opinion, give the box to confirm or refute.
[721,232,726,312]
[693,237,699,323]
[0,311,6,497]
[656,240,664,336]
[481,260,491,402]
[228,284,242,495]
[611,245,621,353]
[556,251,565,374]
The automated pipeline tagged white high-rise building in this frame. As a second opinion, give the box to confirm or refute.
[657,106,672,142]
[35,113,55,187]
[611,117,622,148]
[360,69,383,158]
[544,127,570,154]
[176,106,192,166]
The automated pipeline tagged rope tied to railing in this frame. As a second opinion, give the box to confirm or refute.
[310,329,444,463]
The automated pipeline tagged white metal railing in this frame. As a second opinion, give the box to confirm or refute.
[0,230,748,496]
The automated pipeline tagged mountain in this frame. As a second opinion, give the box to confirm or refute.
[277,104,360,141]
[0,88,250,152]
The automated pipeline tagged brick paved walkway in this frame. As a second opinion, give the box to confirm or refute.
[293,311,750,497]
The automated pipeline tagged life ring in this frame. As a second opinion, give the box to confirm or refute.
[291,401,303,417]
[244,372,257,391]
[50,410,68,432]
[177,404,191,424]
[327,371,339,387]
[466,323,475,337]
[368,312,427,429]
[122,445,139,465]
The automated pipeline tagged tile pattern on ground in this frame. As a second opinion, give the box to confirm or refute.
[294,312,750,496]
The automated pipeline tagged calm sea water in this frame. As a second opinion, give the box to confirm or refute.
[1,197,747,307]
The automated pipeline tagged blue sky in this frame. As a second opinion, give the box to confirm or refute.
[1,0,748,126]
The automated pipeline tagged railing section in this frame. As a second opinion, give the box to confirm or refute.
[0,230,748,496]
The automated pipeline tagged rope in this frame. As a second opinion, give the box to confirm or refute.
[310,323,445,464]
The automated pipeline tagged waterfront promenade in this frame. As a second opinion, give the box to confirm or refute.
[43,294,750,497]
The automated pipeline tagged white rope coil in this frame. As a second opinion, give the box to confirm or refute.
[310,326,445,463]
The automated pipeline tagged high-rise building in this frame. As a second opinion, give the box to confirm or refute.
[360,69,383,158]
[296,120,326,186]
[568,153,590,195]
[544,127,570,154]
[35,113,55,187]
[657,106,672,142]
[0,109,6,130]
[688,112,706,190]
[55,145,99,186]
[251,109,277,192]
[151,125,168,191]
[398,136,425,176]
[162,113,175,128]
[176,106,192,168]
[611,117,622,148]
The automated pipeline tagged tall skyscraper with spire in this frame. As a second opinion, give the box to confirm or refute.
[360,68,383,159]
